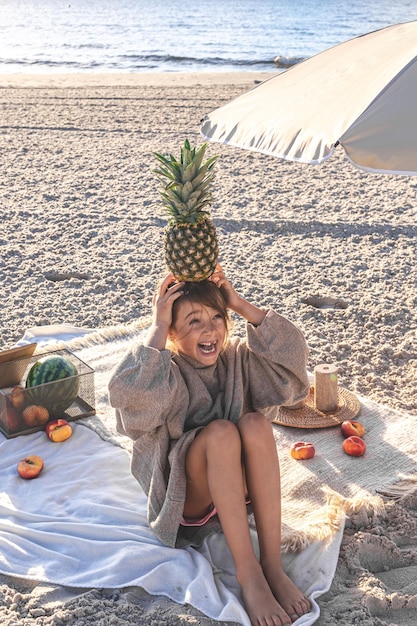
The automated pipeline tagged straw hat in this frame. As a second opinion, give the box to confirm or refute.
[269,385,361,429]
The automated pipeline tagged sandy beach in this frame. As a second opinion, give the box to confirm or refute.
[1,72,417,625]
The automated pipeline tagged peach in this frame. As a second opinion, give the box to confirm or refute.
[22,405,49,428]
[6,405,22,433]
[290,441,315,460]
[17,455,44,479]
[342,435,366,457]
[45,419,73,443]
[11,386,26,410]
[341,420,365,438]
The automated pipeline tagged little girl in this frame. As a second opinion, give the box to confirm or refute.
[108,266,311,626]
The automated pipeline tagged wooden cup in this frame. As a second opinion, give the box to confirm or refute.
[314,364,339,412]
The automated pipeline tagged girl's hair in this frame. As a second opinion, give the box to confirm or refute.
[169,280,232,351]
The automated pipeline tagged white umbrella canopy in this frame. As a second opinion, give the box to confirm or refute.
[200,21,417,175]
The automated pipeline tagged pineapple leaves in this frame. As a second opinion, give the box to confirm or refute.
[153,139,219,223]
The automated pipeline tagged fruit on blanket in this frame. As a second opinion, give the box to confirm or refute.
[6,405,23,432]
[11,386,26,410]
[341,420,365,438]
[342,436,366,457]
[153,139,219,282]
[25,355,79,415]
[17,455,44,479]
[22,404,50,428]
[46,418,73,442]
[290,441,315,460]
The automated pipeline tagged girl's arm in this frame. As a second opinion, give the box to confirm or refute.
[210,265,266,326]
[109,273,189,441]
[109,344,188,440]
[210,267,309,408]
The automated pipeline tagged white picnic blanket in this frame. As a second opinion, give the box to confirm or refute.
[0,387,341,626]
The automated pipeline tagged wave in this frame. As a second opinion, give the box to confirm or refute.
[0,58,104,70]
[0,53,306,73]
[118,53,305,69]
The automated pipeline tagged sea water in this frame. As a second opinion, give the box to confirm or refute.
[0,0,416,74]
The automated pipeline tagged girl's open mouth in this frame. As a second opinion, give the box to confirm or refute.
[198,341,217,355]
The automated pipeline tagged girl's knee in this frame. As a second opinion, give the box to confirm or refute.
[200,419,242,460]
[187,420,241,471]
[204,418,240,444]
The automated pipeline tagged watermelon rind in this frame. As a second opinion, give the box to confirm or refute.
[25,355,79,416]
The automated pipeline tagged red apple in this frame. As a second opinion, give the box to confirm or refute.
[342,436,366,457]
[17,455,44,479]
[290,441,315,460]
[6,405,23,433]
[341,420,365,438]
[45,419,73,442]
[22,405,49,428]
[11,386,26,410]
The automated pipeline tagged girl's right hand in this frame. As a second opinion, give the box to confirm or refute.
[152,273,184,328]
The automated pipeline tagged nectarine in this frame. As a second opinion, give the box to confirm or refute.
[341,420,365,438]
[290,441,315,460]
[45,419,73,442]
[11,386,26,410]
[6,405,22,433]
[342,436,366,457]
[22,405,49,428]
[17,455,44,479]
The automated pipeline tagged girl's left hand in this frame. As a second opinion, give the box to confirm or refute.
[209,264,241,310]
[210,264,266,325]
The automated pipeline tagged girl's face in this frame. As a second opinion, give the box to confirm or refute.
[169,300,227,366]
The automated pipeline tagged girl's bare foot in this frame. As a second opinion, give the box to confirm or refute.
[263,563,311,621]
[237,562,292,626]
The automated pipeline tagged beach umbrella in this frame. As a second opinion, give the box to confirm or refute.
[200,21,417,176]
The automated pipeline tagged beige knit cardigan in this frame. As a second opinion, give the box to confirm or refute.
[108,310,309,548]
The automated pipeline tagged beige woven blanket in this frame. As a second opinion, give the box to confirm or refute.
[19,321,417,553]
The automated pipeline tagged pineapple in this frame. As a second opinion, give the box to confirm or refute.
[153,139,219,282]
